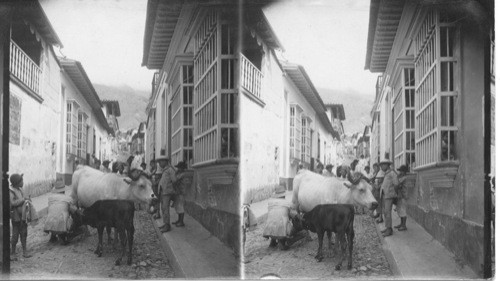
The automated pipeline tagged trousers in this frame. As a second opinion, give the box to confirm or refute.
[161,194,175,225]
[384,197,397,229]
[11,220,28,252]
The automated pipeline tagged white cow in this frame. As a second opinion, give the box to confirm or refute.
[71,165,156,209]
[292,170,378,213]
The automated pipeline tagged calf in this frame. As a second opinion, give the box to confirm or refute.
[75,200,135,265]
[300,204,355,270]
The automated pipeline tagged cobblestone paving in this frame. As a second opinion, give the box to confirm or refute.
[11,210,175,280]
[244,214,392,279]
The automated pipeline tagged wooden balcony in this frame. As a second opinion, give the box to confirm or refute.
[240,54,263,101]
[10,40,41,97]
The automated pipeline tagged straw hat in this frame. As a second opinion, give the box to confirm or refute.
[379,157,393,165]
[51,178,71,193]
[272,185,286,198]
[156,155,169,162]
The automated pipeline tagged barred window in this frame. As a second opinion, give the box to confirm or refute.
[193,9,238,165]
[414,10,458,168]
[301,116,311,163]
[289,104,303,160]
[171,64,195,166]
[77,112,88,159]
[393,68,416,170]
[66,100,80,155]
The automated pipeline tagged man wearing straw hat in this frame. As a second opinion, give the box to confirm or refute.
[157,155,177,232]
[263,185,299,250]
[44,178,78,244]
[379,157,399,237]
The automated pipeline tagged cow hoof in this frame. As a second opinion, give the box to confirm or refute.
[335,264,341,271]
[115,258,122,266]
[347,264,352,270]
[127,258,132,265]
[314,255,323,262]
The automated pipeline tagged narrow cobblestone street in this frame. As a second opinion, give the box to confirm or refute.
[10,210,174,280]
[244,213,392,279]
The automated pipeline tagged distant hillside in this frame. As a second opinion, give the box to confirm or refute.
[94,84,149,131]
[317,88,374,135]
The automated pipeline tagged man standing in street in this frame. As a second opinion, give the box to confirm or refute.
[370,163,384,220]
[379,158,399,237]
[157,155,177,232]
[395,165,410,231]
[172,161,188,227]
[149,159,162,220]
[9,173,32,259]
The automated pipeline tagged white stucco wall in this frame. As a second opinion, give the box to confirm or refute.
[241,44,336,202]
[241,44,285,203]
[9,45,61,196]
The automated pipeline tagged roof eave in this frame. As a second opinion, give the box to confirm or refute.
[59,58,113,135]
[365,0,404,73]
[20,1,63,48]
[365,0,380,70]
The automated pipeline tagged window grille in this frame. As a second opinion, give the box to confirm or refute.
[414,10,458,168]
[393,68,416,170]
[289,104,302,160]
[171,64,194,167]
[193,9,238,165]
[66,101,80,155]
[77,112,88,159]
[301,117,311,163]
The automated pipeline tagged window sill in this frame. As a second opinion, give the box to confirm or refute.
[241,87,265,107]
[414,161,459,171]
[191,159,239,186]
[414,161,459,189]
[191,158,239,168]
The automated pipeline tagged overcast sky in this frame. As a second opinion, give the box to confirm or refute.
[40,0,379,96]
[40,0,154,92]
[264,0,379,96]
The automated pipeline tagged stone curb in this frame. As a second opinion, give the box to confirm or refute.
[149,216,186,278]
[372,218,402,278]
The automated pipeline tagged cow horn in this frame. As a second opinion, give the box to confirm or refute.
[348,172,362,185]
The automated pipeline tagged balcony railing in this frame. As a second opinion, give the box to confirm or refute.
[10,40,41,95]
[240,54,263,100]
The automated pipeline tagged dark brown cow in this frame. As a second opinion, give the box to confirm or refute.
[74,200,135,265]
[299,204,355,270]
